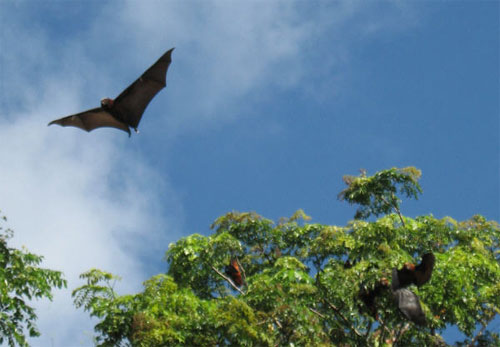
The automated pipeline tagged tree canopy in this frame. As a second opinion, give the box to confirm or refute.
[71,167,500,346]
[0,213,67,347]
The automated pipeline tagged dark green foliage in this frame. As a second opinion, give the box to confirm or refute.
[0,213,67,346]
[73,167,499,346]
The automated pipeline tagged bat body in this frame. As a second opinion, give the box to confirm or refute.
[358,278,389,320]
[392,268,426,325]
[356,253,435,325]
[392,287,426,325]
[394,253,435,288]
[390,253,436,325]
[225,259,243,287]
[48,48,174,136]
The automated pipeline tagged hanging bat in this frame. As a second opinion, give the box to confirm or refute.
[48,48,174,136]
[394,253,435,288]
[391,268,426,325]
[358,278,389,320]
[225,258,243,287]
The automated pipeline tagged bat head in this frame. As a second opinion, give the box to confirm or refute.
[100,98,114,109]
[403,263,416,271]
[379,277,390,287]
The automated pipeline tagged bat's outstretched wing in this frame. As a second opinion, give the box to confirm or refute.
[48,108,131,135]
[113,48,174,129]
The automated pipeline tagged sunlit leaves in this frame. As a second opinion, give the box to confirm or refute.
[339,166,422,220]
[0,213,67,347]
[72,168,499,346]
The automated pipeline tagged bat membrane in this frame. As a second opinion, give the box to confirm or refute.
[48,48,174,136]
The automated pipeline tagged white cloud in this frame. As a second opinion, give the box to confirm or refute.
[0,111,181,346]
[1,7,181,346]
[0,1,420,345]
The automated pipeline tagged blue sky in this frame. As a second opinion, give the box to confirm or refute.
[0,1,498,345]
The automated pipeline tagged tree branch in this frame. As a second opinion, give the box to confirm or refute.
[378,318,387,346]
[377,316,397,346]
[315,270,364,339]
[325,300,364,338]
[210,265,245,295]
[308,306,326,319]
[467,322,488,347]
[380,195,405,227]
[393,322,410,346]
[364,320,373,339]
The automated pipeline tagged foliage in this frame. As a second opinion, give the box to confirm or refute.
[73,167,500,346]
[0,213,67,347]
[73,271,269,346]
[338,167,422,220]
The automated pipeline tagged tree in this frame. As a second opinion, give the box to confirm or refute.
[73,167,500,346]
[0,213,67,346]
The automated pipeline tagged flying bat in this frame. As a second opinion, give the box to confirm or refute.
[48,48,174,136]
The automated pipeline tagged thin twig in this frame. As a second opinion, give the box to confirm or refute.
[393,322,410,346]
[377,316,396,346]
[210,265,245,295]
[255,317,282,332]
[380,195,405,227]
[308,307,326,319]
[325,301,364,338]
[379,318,387,346]
[467,323,487,347]
[315,271,364,339]
[364,320,373,339]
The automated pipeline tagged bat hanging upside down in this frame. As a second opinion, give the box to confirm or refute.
[48,48,174,136]
[391,253,436,325]
[225,258,243,287]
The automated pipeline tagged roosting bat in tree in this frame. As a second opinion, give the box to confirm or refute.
[358,278,389,320]
[393,253,435,288]
[225,258,243,287]
[48,48,174,136]
[391,268,426,325]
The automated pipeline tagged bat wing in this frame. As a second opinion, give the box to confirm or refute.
[415,253,435,286]
[225,259,243,287]
[393,266,415,289]
[112,48,174,129]
[359,286,378,318]
[393,288,426,325]
[48,107,131,135]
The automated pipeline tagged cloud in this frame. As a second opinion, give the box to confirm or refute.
[0,109,181,346]
[0,1,421,345]
[0,6,181,345]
